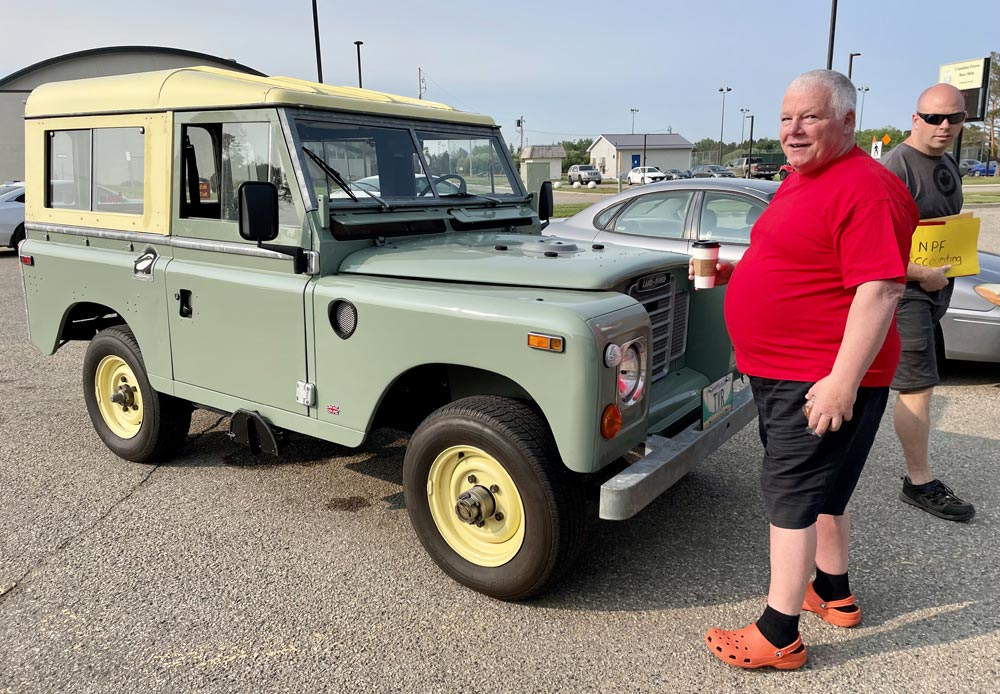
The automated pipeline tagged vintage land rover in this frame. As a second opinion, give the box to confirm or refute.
[19,67,754,600]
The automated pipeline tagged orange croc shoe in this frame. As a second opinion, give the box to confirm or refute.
[802,581,862,627]
[705,623,807,670]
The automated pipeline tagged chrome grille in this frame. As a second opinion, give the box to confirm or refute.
[627,273,689,381]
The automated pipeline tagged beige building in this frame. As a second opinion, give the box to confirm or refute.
[588,134,694,179]
[519,145,566,180]
[0,46,264,182]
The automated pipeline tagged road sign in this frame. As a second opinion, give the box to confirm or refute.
[871,140,882,159]
[882,134,891,146]
[939,57,991,121]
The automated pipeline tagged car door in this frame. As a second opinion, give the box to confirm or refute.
[593,189,695,253]
[695,191,766,262]
[165,112,312,414]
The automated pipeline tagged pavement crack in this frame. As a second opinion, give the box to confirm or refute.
[0,460,164,607]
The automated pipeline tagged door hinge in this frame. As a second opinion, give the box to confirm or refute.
[296,381,316,406]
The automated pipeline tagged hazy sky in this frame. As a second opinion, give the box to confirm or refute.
[5,1,998,149]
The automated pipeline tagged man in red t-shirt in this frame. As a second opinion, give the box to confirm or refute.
[702,70,917,671]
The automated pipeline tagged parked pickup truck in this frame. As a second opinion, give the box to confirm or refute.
[728,157,780,179]
[19,67,755,601]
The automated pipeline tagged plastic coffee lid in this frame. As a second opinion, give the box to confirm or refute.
[692,240,720,248]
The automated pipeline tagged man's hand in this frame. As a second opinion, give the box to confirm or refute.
[687,258,735,286]
[804,376,857,436]
[909,262,951,292]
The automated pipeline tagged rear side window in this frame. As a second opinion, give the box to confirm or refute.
[47,127,145,214]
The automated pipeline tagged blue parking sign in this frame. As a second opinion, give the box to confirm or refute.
[632,154,641,168]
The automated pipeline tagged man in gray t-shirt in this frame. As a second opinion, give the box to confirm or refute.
[881,82,975,522]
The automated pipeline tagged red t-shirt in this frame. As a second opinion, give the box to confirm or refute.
[724,147,918,386]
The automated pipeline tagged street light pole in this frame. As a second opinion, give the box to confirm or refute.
[311,0,323,82]
[718,87,731,165]
[848,52,861,80]
[857,86,870,132]
[631,107,639,134]
[739,108,750,151]
[354,40,364,88]
[827,0,838,70]
[746,114,755,168]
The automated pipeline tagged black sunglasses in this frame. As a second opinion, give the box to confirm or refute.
[917,111,966,125]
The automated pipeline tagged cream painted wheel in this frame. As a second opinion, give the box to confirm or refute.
[94,355,144,439]
[403,396,586,600]
[427,445,525,567]
[83,326,191,464]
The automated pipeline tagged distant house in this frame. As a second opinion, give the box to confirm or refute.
[520,145,566,180]
[588,134,694,179]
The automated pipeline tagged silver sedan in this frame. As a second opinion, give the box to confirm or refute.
[0,183,25,249]
[548,178,1000,364]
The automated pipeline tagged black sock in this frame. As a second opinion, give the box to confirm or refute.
[813,568,859,613]
[755,605,800,649]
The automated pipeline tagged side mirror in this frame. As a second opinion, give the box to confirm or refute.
[238,181,279,243]
[537,180,553,229]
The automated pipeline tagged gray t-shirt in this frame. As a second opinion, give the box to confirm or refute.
[881,142,962,304]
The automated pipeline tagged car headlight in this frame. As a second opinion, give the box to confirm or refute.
[616,341,646,405]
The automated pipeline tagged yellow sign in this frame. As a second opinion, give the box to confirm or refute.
[881,134,891,145]
[939,59,986,90]
[910,213,980,278]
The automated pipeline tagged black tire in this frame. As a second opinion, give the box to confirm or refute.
[83,326,191,464]
[403,396,586,600]
[10,224,24,249]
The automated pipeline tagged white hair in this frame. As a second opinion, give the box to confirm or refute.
[787,69,857,119]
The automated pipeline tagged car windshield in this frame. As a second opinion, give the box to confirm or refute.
[0,184,24,196]
[296,118,521,207]
[579,165,596,171]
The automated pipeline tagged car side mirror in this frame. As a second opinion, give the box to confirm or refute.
[238,181,279,243]
[538,180,553,229]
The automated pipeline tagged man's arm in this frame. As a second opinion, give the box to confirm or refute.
[906,261,951,291]
[805,279,905,435]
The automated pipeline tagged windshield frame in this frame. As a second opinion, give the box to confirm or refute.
[285,108,526,211]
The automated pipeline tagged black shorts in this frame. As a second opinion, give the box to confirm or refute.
[750,377,889,530]
[891,287,951,393]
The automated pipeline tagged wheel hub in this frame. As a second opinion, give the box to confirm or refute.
[110,381,137,411]
[455,485,497,525]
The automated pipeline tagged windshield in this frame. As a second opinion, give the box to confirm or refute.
[296,119,522,207]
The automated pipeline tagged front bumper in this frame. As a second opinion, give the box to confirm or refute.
[599,386,757,520]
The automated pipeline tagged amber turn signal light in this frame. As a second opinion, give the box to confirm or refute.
[527,332,564,352]
[600,404,622,439]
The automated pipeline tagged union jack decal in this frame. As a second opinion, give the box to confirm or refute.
[326,404,340,415]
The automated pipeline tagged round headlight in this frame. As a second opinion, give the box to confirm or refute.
[617,344,643,403]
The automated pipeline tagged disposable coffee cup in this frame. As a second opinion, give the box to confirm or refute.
[691,240,721,289]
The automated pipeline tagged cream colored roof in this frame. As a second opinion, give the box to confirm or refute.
[25,66,495,126]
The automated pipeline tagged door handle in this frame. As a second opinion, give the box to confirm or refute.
[175,289,193,318]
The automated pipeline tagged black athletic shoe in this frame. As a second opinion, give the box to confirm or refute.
[900,477,976,522]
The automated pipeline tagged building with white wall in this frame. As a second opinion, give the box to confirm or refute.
[588,134,694,179]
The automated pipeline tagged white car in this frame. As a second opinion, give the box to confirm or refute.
[626,166,666,185]
[0,183,25,249]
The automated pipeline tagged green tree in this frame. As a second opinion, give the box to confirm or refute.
[559,139,594,171]
[855,125,909,152]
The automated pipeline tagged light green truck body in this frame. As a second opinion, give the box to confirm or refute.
[19,67,754,599]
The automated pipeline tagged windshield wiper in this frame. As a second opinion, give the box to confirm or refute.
[438,191,502,206]
[302,147,390,211]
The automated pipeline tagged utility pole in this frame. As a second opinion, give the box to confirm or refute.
[311,0,323,82]
[516,117,525,154]
[826,0,838,70]
[418,67,426,99]
[354,40,364,88]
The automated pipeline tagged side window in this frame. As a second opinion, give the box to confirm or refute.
[594,200,627,229]
[47,128,144,214]
[48,130,92,210]
[700,192,766,245]
[94,128,144,214]
[611,191,692,239]
[181,123,296,226]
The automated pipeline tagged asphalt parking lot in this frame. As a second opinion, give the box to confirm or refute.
[1,214,999,693]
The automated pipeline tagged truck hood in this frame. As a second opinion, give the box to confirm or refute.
[338,233,688,290]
